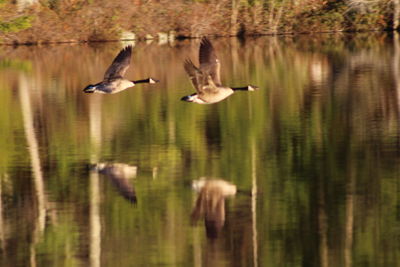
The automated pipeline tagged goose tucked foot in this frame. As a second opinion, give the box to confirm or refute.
[133,77,160,84]
[231,85,259,91]
[83,84,96,93]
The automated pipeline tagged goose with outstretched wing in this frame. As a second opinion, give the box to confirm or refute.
[84,46,159,94]
[181,37,258,104]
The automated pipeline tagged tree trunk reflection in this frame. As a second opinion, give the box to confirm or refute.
[19,74,46,267]
[89,95,102,267]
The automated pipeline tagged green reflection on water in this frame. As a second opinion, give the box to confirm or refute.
[0,34,400,266]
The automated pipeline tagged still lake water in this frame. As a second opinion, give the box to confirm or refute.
[1,33,400,266]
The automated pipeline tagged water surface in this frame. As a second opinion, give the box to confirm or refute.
[0,34,400,266]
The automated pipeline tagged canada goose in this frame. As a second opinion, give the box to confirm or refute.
[83,46,159,94]
[191,178,237,239]
[91,163,137,203]
[181,37,258,104]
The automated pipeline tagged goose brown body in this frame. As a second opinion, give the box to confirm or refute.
[83,46,158,94]
[181,37,258,104]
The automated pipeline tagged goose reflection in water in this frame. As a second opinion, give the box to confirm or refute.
[191,178,237,239]
[91,163,138,204]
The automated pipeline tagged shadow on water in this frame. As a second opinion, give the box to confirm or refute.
[1,33,400,266]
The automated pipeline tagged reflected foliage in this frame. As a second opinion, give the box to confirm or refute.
[0,34,400,266]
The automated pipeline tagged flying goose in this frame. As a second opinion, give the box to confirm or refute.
[83,46,159,94]
[181,37,258,104]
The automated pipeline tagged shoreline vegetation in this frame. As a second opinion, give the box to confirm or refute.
[0,0,400,45]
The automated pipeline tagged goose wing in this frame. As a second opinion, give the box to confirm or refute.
[184,59,205,93]
[104,46,132,80]
[95,163,137,203]
[199,37,222,86]
[106,171,137,204]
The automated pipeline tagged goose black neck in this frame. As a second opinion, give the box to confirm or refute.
[133,78,151,84]
[231,86,249,91]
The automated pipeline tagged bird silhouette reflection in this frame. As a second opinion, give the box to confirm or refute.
[91,163,138,204]
[191,178,237,239]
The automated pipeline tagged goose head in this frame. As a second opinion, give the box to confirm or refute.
[149,78,158,84]
[247,85,259,91]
